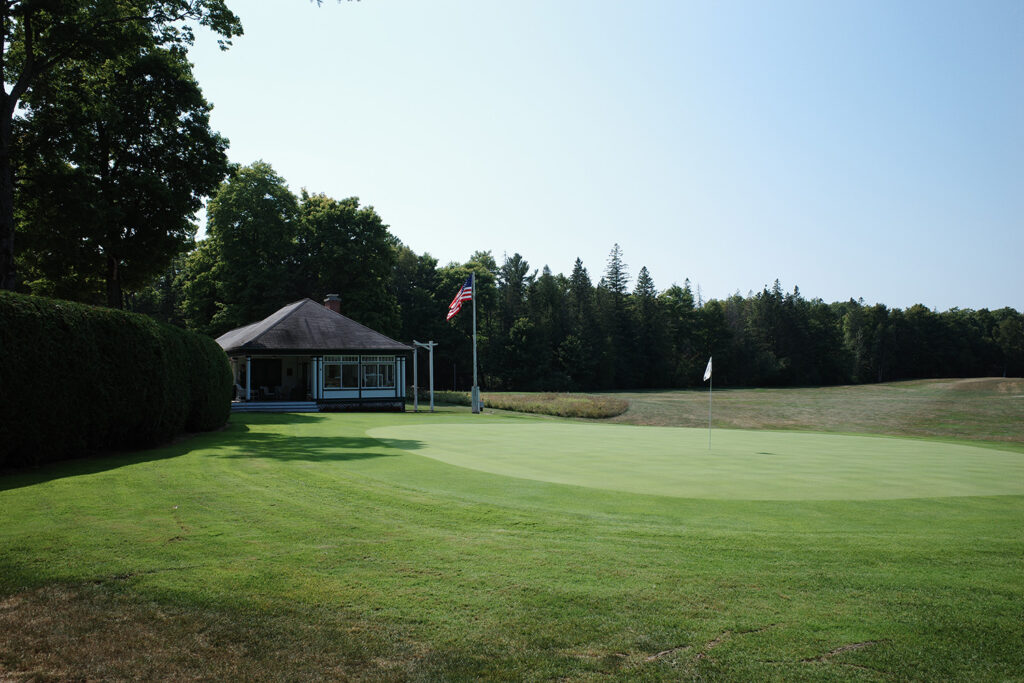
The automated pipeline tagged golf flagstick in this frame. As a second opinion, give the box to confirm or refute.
[703,357,713,449]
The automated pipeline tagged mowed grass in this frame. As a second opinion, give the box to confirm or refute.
[368,423,1024,500]
[1,380,1023,680]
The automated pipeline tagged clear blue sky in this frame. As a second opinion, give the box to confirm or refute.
[187,0,1023,311]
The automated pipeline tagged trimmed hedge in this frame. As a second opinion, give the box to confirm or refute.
[0,292,232,468]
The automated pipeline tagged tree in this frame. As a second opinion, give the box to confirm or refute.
[16,45,229,307]
[126,252,189,326]
[567,258,593,324]
[562,257,598,388]
[497,252,535,333]
[602,243,629,296]
[1,0,242,290]
[659,281,698,385]
[176,238,223,335]
[187,161,300,334]
[393,244,439,342]
[296,192,399,335]
[597,244,634,387]
[631,266,669,387]
[993,309,1024,377]
[526,266,570,389]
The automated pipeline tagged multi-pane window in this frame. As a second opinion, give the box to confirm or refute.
[324,363,341,388]
[361,355,395,389]
[323,355,359,389]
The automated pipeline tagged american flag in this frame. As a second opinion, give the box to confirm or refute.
[447,275,473,321]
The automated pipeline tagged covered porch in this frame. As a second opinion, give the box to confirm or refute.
[229,352,408,412]
[230,355,313,402]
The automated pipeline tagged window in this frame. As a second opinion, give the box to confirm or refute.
[361,356,395,389]
[323,355,359,389]
[323,355,395,390]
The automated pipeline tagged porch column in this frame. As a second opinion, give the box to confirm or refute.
[314,356,321,400]
[246,356,251,401]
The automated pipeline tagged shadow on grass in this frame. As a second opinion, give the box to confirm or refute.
[215,427,422,463]
[226,412,326,425]
[1,413,423,491]
[0,436,213,493]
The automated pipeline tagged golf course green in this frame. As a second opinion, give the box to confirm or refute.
[368,422,1024,500]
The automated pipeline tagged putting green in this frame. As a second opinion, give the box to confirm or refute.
[368,423,1024,500]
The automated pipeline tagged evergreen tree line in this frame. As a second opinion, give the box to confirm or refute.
[118,163,1023,391]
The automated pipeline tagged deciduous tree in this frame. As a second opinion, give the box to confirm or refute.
[189,161,300,334]
[1,0,241,290]
[296,192,399,335]
[16,45,229,307]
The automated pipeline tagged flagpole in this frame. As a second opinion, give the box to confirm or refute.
[471,271,480,414]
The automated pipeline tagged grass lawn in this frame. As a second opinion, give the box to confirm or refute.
[2,379,1023,680]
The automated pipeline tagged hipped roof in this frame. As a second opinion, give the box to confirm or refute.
[216,299,412,355]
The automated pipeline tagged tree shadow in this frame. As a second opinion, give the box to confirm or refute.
[213,428,422,462]
[0,435,215,493]
[1,415,423,491]
[226,412,327,426]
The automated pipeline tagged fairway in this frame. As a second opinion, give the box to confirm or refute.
[369,422,1024,500]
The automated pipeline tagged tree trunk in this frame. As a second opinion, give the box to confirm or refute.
[0,100,15,291]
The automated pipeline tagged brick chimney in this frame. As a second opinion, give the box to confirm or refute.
[324,294,341,314]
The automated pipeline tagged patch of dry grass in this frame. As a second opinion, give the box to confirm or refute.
[433,391,630,419]
[0,584,423,682]
[608,378,1024,444]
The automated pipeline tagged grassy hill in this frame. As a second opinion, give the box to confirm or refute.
[1,380,1021,680]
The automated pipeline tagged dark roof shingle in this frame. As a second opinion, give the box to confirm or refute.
[216,299,412,354]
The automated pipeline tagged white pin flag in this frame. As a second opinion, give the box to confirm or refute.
[704,356,713,449]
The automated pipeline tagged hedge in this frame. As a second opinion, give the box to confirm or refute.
[0,291,232,469]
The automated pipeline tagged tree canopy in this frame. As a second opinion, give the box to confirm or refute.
[16,43,229,306]
[177,161,400,339]
[1,0,242,290]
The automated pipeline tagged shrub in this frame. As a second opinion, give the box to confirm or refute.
[431,390,629,419]
[0,292,231,469]
[431,390,472,407]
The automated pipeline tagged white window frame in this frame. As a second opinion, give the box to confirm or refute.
[360,355,395,389]
[323,355,360,389]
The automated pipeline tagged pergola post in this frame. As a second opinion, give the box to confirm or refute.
[414,340,438,413]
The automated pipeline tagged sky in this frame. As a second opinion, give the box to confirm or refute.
[187,0,1023,312]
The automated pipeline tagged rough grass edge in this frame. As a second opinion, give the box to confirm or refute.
[430,391,629,419]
